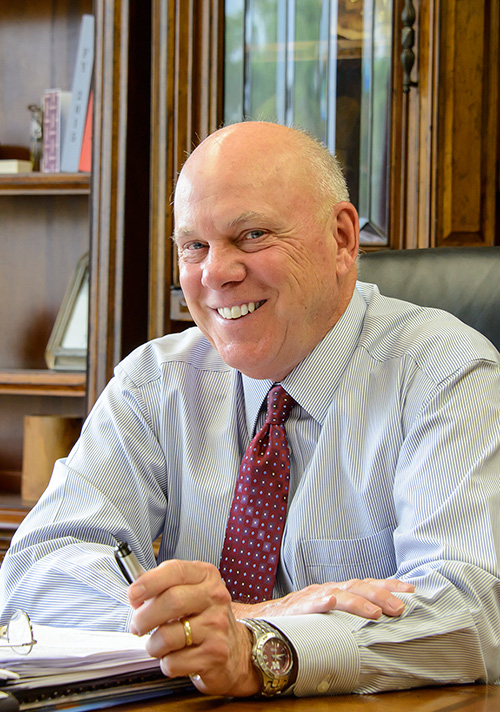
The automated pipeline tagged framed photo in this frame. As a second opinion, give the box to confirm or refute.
[45,253,89,371]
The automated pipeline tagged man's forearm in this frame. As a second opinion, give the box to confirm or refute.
[268,565,499,696]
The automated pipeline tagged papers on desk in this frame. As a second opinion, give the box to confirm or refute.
[0,624,194,710]
[0,623,159,680]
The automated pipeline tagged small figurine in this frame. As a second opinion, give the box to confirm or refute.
[28,103,43,171]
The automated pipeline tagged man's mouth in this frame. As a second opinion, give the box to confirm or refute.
[216,300,265,320]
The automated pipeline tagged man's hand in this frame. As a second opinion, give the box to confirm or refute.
[128,559,261,697]
[128,563,414,697]
[231,577,415,620]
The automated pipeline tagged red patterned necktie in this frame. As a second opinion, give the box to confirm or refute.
[219,385,295,602]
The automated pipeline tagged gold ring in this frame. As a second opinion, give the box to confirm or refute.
[181,618,193,647]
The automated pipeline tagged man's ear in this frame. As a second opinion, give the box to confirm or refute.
[332,201,359,275]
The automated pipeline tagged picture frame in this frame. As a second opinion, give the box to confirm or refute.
[45,253,89,371]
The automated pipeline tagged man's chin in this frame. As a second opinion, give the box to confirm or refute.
[214,345,267,378]
[217,346,292,381]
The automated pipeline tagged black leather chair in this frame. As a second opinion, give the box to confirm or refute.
[357,247,500,352]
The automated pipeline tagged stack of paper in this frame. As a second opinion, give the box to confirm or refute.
[0,624,193,710]
[0,623,159,681]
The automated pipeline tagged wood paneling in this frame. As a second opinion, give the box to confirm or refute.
[394,0,439,250]
[390,0,499,249]
[434,0,499,246]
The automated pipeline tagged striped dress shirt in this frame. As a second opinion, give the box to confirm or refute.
[1,282,499,696]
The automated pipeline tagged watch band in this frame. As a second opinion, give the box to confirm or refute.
[239,619,296,696]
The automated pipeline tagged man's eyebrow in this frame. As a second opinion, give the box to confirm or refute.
[227,211,268,227]
[172,227,195,243]
[172,211,269,243]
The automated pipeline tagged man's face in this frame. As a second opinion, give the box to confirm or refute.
[174,127,357,381]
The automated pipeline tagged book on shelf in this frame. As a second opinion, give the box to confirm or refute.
[0,159,33,174]
[78,89,93,172]
[42,89,72,173]
[60,14,95,173]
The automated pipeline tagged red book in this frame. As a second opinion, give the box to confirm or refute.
[78,90,93,172]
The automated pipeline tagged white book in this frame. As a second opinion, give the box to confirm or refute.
[60,14,95,172]
[0,159,33,174]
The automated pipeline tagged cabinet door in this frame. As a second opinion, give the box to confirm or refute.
[393,0,499,248]
[432,0,496,248]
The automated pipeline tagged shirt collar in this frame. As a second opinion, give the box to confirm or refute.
[242,376,273,437]
[241,287,367,431]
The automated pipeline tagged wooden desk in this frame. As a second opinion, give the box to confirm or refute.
[116,684,499,712]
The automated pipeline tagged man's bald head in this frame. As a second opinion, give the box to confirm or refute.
[178,122,349,219]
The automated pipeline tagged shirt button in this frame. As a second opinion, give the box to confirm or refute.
[317,679,330,694]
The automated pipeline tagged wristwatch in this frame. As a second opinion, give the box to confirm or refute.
[239,618,296,696]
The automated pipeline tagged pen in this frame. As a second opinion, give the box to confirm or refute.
[114,541,147,584]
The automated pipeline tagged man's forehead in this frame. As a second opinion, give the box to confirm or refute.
[178,128,298,188]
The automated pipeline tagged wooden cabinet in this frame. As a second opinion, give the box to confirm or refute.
[398,0,499,249]
[87,0,151,403]
[0,498,30,562]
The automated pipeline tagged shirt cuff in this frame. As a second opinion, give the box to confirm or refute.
[264,613,360,696]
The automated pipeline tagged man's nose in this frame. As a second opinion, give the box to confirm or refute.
[201,246,247,289]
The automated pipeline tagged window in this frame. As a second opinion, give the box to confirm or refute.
[224,0,393,245]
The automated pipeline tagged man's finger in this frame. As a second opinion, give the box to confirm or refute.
[335,578,413,615]
[128,559,212,604]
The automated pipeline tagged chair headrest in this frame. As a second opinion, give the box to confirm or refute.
[357,247,500,352]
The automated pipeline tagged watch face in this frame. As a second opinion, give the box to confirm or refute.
[261,637,292,676]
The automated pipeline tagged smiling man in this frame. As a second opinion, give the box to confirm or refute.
[173,122,357,382]
[1,122,499,699]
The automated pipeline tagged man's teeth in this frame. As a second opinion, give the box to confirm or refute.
[217,302,259,320]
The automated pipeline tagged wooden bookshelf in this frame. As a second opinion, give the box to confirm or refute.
[0,0,153,506]
[0,1,92,494]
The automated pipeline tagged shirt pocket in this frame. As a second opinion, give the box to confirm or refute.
[300,527,396,584]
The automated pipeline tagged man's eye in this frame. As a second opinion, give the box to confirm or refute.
[246,230,265,240]
[185,241,206,251]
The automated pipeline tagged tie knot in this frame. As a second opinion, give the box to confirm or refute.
[265,385,295,425]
